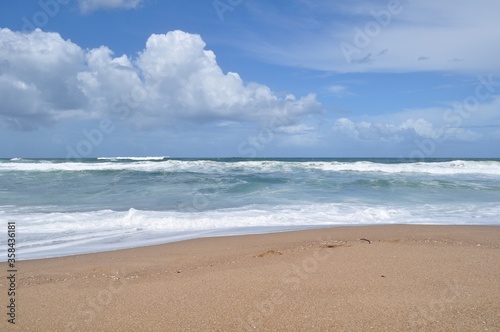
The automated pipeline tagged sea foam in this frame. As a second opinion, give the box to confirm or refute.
[1,159,500,175]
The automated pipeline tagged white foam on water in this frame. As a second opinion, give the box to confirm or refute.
[2,202,498,260]
[307,160,500,175]
[1,159,499,175]
[97,156,168,161]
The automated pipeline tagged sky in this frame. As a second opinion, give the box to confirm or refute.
[1,0,499,158]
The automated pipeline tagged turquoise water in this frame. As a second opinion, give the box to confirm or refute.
[1,157,499,260]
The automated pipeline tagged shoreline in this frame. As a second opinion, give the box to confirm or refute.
[1,224,499,331]
[11,222,500,262]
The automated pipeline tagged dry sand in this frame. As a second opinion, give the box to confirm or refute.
[1,225,499,331]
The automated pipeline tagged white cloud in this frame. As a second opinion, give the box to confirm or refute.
[332,96,500,143]
[328,85,352,97]
[333,118,482,142]
[276,124,315,135]
[334,118,406,141]
[78,0,142,13]
[0,29,86,130]
[240,0,500,74]
[0,28,321,131]
[132,32,320,126]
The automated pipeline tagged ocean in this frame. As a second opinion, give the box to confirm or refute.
[1,157,499,260]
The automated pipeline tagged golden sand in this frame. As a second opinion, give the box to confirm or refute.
[1,225,499,331]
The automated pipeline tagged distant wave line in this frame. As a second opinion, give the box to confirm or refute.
[1,159,500,175]
[96,156,169,161]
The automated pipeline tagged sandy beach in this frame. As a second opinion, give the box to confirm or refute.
[2,225,499,331]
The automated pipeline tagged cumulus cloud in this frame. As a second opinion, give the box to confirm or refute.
[0,28,321,131]
[0,29,86,130]
[131,32,320,126]
[78,0,142,13]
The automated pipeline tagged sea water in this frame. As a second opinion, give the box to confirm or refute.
[1,157,499,260]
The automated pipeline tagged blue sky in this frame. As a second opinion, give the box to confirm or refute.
[1,0,499,158]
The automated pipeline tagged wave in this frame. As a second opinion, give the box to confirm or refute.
[307,160,500,175]
[1,159,500,175]
[3,201,499,260]
[97,156,168,161]
[6,205,408,234]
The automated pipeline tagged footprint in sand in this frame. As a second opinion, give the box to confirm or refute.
[255,250,283,257]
